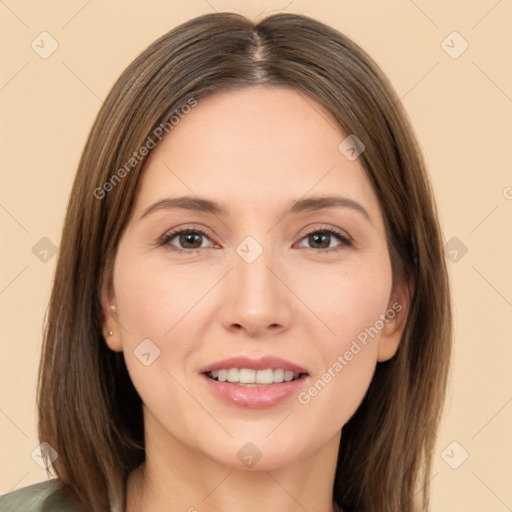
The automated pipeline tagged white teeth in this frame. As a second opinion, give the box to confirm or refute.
[207,368,302,385]
[227,368,239,382]
[255,368,274,384]
[239,368,256,383]
[273,368,284,383]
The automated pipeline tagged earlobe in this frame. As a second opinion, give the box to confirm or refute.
[377,278,412,362]
[100,278,123,352]
[102,303,123,352]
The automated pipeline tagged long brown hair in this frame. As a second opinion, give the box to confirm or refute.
[37,12,452,512]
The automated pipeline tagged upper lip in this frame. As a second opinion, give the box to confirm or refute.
[199,356,309,375]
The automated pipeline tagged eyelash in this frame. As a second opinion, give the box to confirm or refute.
[157,225,352,254]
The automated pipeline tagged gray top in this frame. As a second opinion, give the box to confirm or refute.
[1,479,345,511]
[0,479,77,511]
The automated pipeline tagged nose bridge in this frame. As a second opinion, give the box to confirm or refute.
[222,234,291,334]
[235,240,275,297]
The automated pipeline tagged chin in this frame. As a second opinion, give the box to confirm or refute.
[201,433,317,471]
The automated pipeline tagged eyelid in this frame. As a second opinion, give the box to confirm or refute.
[296,224,352,244]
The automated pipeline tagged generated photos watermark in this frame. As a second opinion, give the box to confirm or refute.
[93,97,198,200]
[297,301,403,405]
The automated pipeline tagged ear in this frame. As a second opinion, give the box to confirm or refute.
[100,270,123,353]
[377,276,413,362]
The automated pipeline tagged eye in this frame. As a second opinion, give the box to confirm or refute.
[295,226,352,252]
[158,227,215,252]
[158,225,352,253]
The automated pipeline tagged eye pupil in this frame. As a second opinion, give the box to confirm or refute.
[310,233,330,249]
[181,232,202,248]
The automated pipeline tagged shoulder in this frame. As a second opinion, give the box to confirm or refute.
[0,479,76,512]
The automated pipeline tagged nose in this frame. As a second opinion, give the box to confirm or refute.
[221,240,293,338]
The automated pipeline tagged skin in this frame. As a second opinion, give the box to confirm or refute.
[101,86,409,512]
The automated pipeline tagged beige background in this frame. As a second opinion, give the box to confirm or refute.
[1,0,511,510]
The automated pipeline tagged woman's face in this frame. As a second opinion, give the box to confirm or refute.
[103,86,407,470]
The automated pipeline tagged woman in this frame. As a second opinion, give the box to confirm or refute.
[0,11,451,512]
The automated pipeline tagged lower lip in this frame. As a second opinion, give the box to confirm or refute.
[200,373,309,409]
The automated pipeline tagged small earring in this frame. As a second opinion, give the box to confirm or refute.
[110,304,116,311]
[107,331,113,337]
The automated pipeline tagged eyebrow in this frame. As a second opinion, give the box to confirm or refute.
[139,195,372,223]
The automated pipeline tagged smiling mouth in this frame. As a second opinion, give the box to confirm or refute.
[204,368,307,386]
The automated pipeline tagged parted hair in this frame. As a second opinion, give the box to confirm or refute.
[37,11,452,512]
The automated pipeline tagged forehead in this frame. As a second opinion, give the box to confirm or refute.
[134,86,381,220]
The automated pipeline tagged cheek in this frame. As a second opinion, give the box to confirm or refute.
[111,251,214,412]
[113,253,209,343]
[300,257,392,354]
[112,258,211,445]
[294,258,392,404]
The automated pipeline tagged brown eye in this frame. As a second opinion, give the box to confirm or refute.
[160,228,213,251]
[297,228,352,252]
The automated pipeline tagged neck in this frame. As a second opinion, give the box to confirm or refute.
[125,413,341,512]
